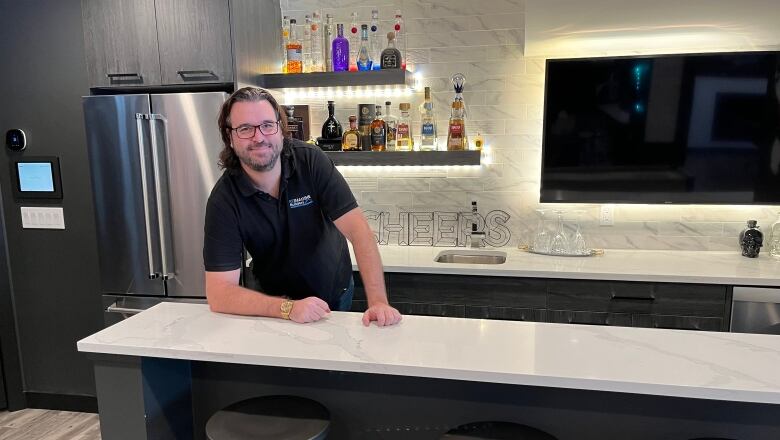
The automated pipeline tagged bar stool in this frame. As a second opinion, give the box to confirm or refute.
[205,395,330,440]
[441,421,558,439]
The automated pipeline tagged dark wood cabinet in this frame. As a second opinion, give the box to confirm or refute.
[353,271,732,332]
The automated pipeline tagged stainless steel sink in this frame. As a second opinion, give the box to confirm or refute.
[434,250,507,264]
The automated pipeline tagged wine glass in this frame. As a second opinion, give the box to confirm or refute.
[533,209,551,253]
[570,210,588,255]
[550,211,569,255]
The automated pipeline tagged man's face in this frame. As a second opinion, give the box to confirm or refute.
[229,100,284,172]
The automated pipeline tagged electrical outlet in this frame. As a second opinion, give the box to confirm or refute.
[600,204,614,226]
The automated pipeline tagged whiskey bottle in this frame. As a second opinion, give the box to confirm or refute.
[446,100,466,151]
[357,24,372,71]
[384,101,397,151]
[395,103,412,151]
[332,24,349,72]
[380,32,402,70]
[370,105,387,151]
[286,19,302,73]
[342,115,361,151]
[419,86,437,150]
[285,106,305,141]
[321,101,342,140]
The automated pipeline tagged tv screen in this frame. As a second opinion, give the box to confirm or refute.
[541,51,780,204]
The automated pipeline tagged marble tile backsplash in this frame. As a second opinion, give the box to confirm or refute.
[280,0,780,251]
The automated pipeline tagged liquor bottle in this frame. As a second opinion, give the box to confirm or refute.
[769,213,780,258]
[395,103,412,151]
[369,9,381,70]
[286,19,303,73]
[303,15,312,72]
[380,32,402,70]
[447,100,466,150]
[348,12,359,72]
[370,105,387,151]
[285,106,305,141]
[419,86,437,150]
[342,115,361,151]
[332,24,349,72]
[323,14,334,72]
[281,15,290,73]
[309,12,324,72]
[321,101,342,140]
[740,220,763,258]
[393,10,406,70]
[384,101,397,151]
[357,24,372,71]
[473,132,484,151]
[358,103,375,151]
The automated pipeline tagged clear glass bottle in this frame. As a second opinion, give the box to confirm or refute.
[302,15,312,73]
[321,101,342,140]
[357,24,372,71]
[332,24,349,72]
[380,32,402,69]
[419,86,437,150]
[309,12,324,72]
[323,14,334,72]
[393,10,406,70]
[286,19,303,74]
[369,9,381,70]
[348,12,359,72]
[342,115,361,151]
[281,15,290,73]
[769,213,780,258]
[384,101,397,151]
[370,105,386,151]
[395,103,412,151]
[447,100,466,150]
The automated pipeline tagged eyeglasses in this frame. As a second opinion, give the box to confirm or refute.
[231,121,280,139]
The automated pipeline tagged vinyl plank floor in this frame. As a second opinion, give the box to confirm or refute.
[0,410,100,440]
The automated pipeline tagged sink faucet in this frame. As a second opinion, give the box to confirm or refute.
[470,200,485,248]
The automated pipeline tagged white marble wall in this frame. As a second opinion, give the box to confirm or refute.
[280,0,780,251]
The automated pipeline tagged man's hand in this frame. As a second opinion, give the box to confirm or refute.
[362,303,402,327]
[289,297,331,323]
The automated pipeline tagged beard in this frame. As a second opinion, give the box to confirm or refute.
[236,140,282,172]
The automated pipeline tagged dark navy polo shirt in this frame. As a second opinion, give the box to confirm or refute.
[203,138,357,302]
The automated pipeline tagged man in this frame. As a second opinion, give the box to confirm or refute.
[203,87,401,326]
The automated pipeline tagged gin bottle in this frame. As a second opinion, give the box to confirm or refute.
[357,24,372,71]
[332,24,349,72]
[323,14,334,72]
[393,10,406,70]
[419,86,437,150]
[380,32,402,70]
[384,101,397,151]
[286,19,302,73]
[369,9,381,70]
[309,12,324,72]
[348,12,359,72]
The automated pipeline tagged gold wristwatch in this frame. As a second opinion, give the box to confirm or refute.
[280,299,294,320]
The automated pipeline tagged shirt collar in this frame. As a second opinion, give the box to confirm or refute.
[231,139,296,198]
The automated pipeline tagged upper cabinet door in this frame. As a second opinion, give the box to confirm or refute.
[155,0,234,85]
[81,0,161,87]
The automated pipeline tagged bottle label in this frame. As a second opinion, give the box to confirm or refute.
[371,126,386,145]
[397,124,409,137]
[449,124,463,136]
[287,48,302,61]
[344,133,359,150]
[421,122,434,136]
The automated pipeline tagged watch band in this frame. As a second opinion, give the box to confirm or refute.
[280,299,294,320]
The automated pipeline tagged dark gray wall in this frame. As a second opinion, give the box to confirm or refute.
[0,0,103,399]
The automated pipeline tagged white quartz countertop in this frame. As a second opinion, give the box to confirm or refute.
[354,246,780,286]
[78,302,780,404]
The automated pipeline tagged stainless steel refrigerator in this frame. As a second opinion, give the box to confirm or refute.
[83,92,227,318]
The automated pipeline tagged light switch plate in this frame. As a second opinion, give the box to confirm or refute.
[20,206,65,230]
[600,204,614,226]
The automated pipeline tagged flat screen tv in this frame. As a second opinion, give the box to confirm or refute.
[541,51,780,204]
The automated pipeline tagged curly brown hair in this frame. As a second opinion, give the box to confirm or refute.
[217,87,289,170]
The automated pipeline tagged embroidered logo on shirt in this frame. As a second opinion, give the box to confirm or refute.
[288,194,313,209]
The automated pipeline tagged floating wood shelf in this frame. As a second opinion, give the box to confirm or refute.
[256,69,414,89]
[325,151,481,166]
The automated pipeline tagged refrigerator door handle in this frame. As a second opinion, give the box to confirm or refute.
[135,113,160,280]
[149,113,175,280]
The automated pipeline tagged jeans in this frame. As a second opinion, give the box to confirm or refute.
[330,276,355,312]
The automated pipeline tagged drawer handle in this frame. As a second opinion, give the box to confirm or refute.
[177,69,218,80]
[611,294,655,301]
